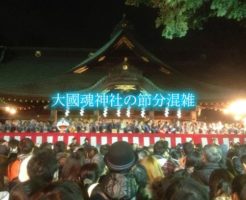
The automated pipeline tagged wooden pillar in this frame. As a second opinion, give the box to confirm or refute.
[149,110,155,119]
[50,109,57,123]
[94,110,100,120]
[190,110,197,122]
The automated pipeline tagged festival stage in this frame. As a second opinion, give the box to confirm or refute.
[0,132,245,147]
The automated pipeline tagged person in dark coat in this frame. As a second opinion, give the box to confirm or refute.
[192,144,224,186]
[90,141,139,200]
[9,150,58,199]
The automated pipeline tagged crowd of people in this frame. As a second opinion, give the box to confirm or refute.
[0,137,245,199]
[0,118,245,134]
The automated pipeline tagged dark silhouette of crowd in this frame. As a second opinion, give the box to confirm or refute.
[0,137,245,199]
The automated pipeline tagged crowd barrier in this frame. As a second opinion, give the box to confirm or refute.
[0,132,246,147]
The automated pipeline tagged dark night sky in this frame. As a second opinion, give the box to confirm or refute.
[0,0,137,47]
[1,0,245,48]
[1,0,246,90]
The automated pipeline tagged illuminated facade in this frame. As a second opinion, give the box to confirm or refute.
[0,19,242,121]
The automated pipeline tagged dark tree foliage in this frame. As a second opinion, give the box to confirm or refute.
[125,0,246,39]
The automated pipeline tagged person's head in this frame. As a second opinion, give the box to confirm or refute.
[31,180,84,200]
[73,148,86,165]
[203,144,222,164]
[170,148,183,161]
[8,138,19,154]
[0,144,9,156]
[183,142,194,156]
[80,163,99,186]
[195,143,203,152]
[69,138,79,152]
[61,156,82,181]
[84,138,89,144]
[56,152,69,168]
[140,155,164,184]
[104,141,137,173]
[152,177,209,200]
[19,138,34,155]
[10,150,58,200]
[54,141,66,154]
[86,146,98,159]
[234,145,246,158]
[71,137,77,144]
[209,168,234,199]
[27,150,58,182]
[137,149,150,161]
[232,174,246,200]
[185,151,202,170]
[153,140,168,155]
[99,144,109,156]
[40,142,53,151]
[10,179,46,200]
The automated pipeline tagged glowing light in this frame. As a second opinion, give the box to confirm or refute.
[80,108,84,116]
[224,99,246,121]
[223,109,229,114]
[98,56,106,62]
[141,107,145,118]
[122,64,128,70]
[114,85,136,91]
[9,108,17,115]
[35,50,42,57]
[234,115,242,121]
[164,107,169,117]
[65,109,70,117]
[227,100,246,115]
[103,107,108,117]
[116,107,121,117]
[5,107,10,112]
[74,66,88,74]
[141,56,149,62]
[5,106,17,115]
[177,108,182,119]
[126,107,131,118]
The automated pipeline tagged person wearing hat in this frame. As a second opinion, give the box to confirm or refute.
[90,141,139,200]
